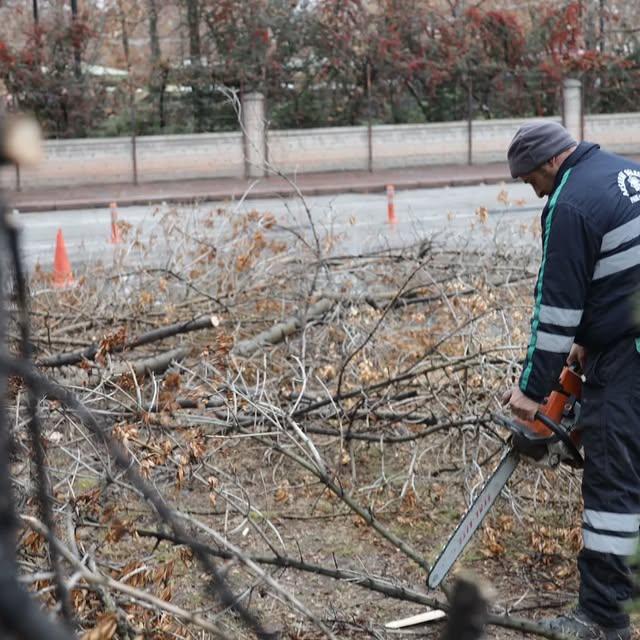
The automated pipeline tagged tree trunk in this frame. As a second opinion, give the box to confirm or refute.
[147,0,163,129]
[404,79,430,120]
[158,66,169,129]
[70,0,82,77]
[184,0,205,131]
[117,3,131,74]
[116,0,138,183]
[147,0,161,65]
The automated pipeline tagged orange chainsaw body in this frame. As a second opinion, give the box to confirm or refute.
[519,366,582,442]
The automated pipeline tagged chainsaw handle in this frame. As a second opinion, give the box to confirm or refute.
[534,411,584,468]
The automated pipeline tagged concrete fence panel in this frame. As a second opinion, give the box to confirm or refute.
[268,126,369,173]
[12,132,245,189]
[372,121,468,168]
[18,137,133,188]
[584,113,640,154]
[136,132,244,182]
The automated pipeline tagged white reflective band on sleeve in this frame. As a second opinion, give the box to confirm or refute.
[538,305,583,327]
[584,510,640,532]
[601,216,640,253]
[535,331,574,353]
[583,529,639,556]
[594,246,640,280]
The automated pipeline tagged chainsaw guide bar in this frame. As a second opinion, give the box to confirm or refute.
[427,447,520,589]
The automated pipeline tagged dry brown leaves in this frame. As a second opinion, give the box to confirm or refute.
[80,613,118,640]
[96,326,127,364]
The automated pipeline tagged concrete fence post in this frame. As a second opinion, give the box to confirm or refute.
[563,78,583,141]
[241,91,267,178]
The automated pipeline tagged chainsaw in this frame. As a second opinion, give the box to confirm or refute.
[427,366,584,590]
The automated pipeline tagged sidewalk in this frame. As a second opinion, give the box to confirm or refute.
[6,162,513,213]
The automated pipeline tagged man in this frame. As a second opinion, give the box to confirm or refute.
[503,120,640,640]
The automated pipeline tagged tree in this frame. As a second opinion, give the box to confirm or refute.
[527,1,635,115]
[0,8,104,138]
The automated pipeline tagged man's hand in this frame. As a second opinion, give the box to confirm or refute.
[567,343,587,371]
[502,386,540,422]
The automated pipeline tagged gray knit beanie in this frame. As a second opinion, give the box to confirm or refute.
[508,121,577,178]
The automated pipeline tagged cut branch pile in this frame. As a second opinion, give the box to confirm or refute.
[11,201,582,639]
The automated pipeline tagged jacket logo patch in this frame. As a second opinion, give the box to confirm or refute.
[618,169,640,203]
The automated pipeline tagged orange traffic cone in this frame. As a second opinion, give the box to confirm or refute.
[52,228,74,288]
[386,184,397,224]
[109,201,121,244]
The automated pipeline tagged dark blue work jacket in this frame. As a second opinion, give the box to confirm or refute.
[519,142,640,401]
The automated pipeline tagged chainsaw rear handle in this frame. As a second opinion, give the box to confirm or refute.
[534,411,584,468]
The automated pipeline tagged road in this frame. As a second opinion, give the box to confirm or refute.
[16,181,543,270]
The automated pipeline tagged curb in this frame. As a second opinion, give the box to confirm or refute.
[8,173,513,213]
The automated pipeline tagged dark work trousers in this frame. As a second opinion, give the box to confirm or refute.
[578,337,640,629]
